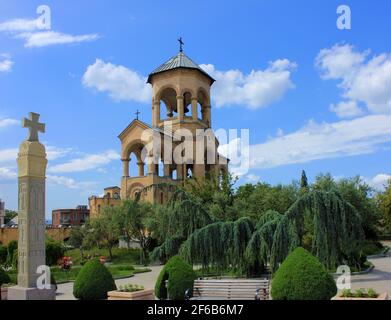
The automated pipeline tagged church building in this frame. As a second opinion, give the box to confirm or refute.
[118,42,228,204]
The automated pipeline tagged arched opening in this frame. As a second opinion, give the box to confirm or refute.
[183,91,192,117]
[129,152,138,177]
[197,102,202,120]
[159,87,177,120]
[197,89,209,123]
[158,157,164,177]
[186,164,194,178]
[172,168,177,180]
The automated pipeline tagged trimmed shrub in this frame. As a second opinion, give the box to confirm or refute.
[155,255,196,300]
[46,239,65,266]
[0,267,11,287]
[73,259,116,300]
[271,247,337,300]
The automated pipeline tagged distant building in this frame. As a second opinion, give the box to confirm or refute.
[88,186,121,220]
[52,205,89,227]
[0,199,5,226]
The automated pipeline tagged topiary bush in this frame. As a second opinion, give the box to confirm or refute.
[155,255,196,300]
[0,267,11,287]
[73,259,116,300]
[271,247,337,300]
[46,239,65,266]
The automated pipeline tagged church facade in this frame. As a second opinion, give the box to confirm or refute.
[118,47,228,204]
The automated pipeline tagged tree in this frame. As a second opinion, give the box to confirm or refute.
[90,206,121,260]
[68,226,89,263]
[4,210,17,224]
[376,178,391,233]
[300,170,309,193]
[313,173,381,239]
[118,200,154,265]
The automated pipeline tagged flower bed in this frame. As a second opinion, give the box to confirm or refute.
[332,288,389,300]
[107,284,154,300]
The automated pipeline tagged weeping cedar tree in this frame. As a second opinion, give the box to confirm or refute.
[178,190,365,274]
[179,217,255,274]
[150,185,213,262]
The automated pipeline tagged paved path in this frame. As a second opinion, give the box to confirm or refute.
[56,265,163,300]
[350,241,391,299]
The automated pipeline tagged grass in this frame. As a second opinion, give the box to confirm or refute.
[51,265,151,284]
[3,246,151,285]
[65,247,142,265]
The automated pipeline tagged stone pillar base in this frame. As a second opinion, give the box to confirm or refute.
[7,285,56,300]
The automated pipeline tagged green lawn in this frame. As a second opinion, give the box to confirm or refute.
[51,265,151,284]
[65,247,142,265]
[4,247,150,285]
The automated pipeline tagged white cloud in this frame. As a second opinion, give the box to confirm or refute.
[317,43,391,116]
[200,59,296,109]
[18,31,99,48]
[249,114,391,169]
[0,118,18,128]
[47,175,96,190]
[0,17,98,48]
[0,148,18,163]
[363,173,391,191]
[46,146,73,161]
[245,174,261,183]
[330,100,364,118]
[82,59,151,103]
[0,167,17,180]
[47,150,120,173]
[0,18,40,32]
[0,146,71,164]
[0,53,13,72]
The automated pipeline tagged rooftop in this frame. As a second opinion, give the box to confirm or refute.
[147,51,215,84]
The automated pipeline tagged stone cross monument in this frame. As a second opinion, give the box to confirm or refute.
[8,112,56,300]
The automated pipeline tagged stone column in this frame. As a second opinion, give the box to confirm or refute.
[203,105,211,127]
[137,162,145,176]
[191,98,198,121]
[163,164,171,178]
[152,100,160,127]
[122,159,130,177]
[8,112,56,300]
[177,164,184,180]
[177,96,184,121]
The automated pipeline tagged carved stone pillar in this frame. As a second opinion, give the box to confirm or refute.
[8,112,55,300]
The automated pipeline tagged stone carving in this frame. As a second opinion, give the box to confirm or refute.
[8,112,55,300]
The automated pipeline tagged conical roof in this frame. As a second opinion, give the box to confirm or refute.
[147,51,215,84]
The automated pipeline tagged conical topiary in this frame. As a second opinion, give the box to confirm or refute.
[155,255,196,300]
[73,259,116,300]
[271,247,337,300]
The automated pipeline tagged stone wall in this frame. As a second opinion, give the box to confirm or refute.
[0,227,70,246]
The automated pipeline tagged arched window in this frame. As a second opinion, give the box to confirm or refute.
[186,164,194,178]
[159,87,177,120]
[183,91,192,116]
[172,168,177,180]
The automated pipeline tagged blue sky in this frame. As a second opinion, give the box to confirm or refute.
[1,0,391,218]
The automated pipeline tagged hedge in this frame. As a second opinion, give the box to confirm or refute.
[155,255,196,300]
[271,247,337,300]
[73,259,116,300]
